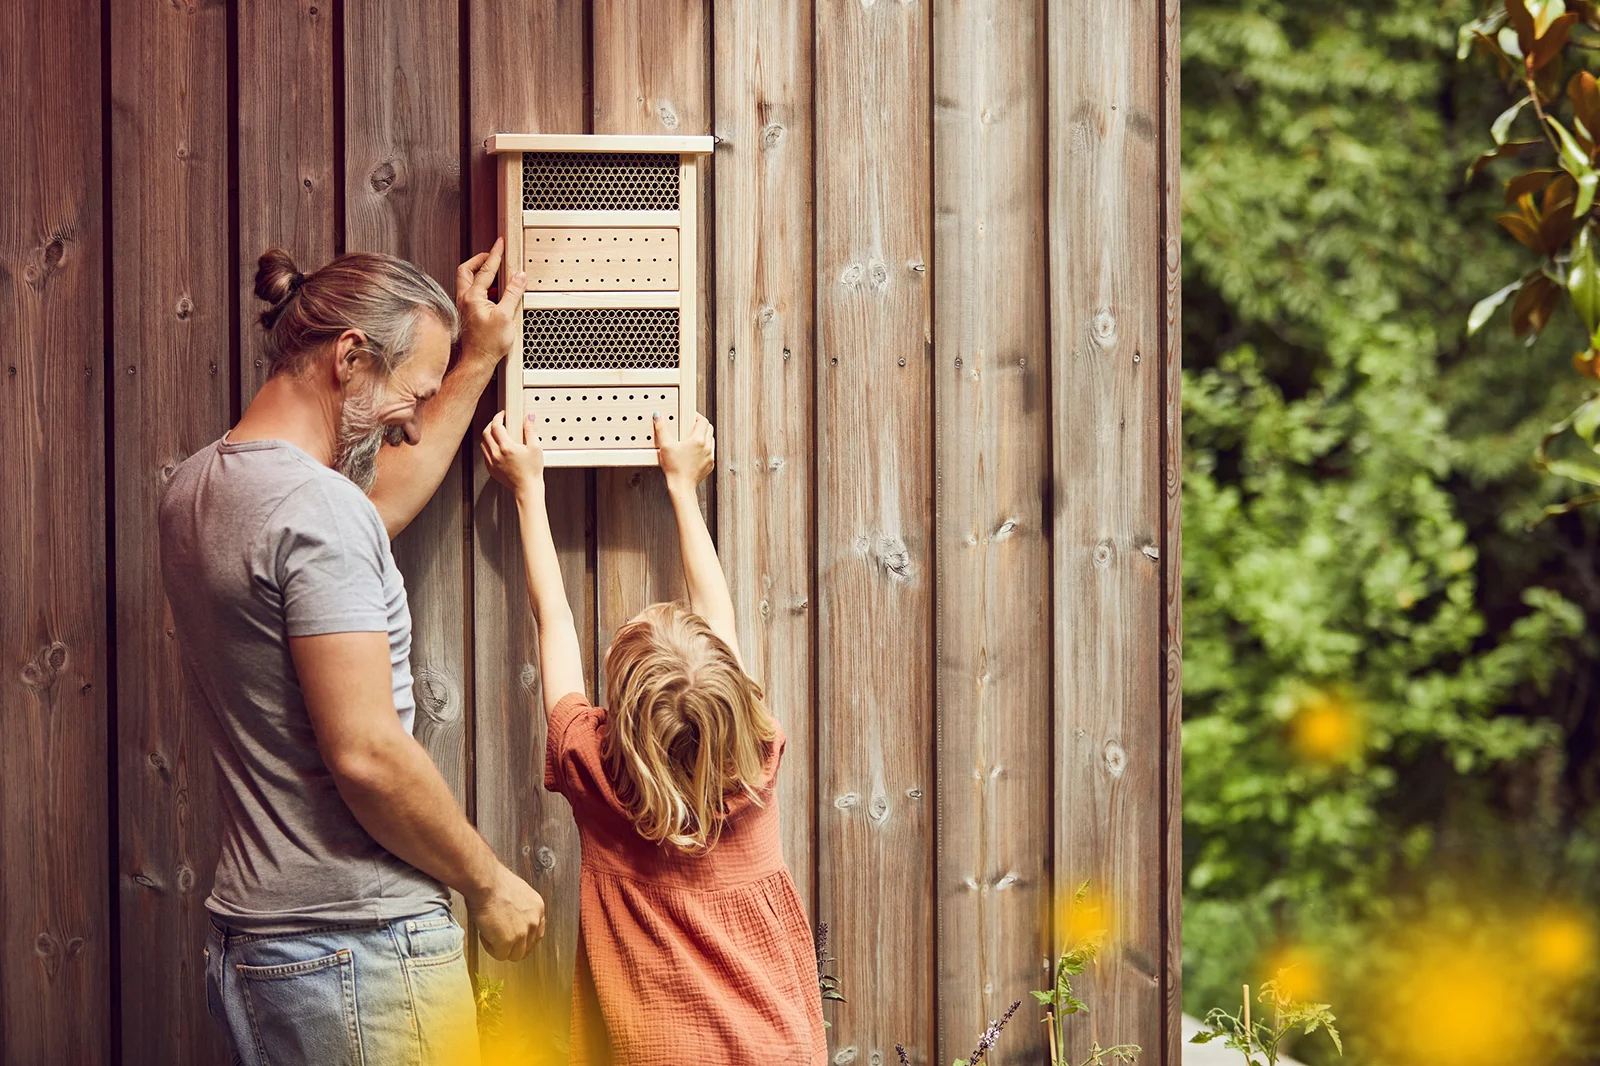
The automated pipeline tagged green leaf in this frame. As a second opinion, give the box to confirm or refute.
[1459,8,1509,57]
[1467,139,1539,180]
[1572,395,1600,441]
[1572,229,1600,331]
[1549,118,1600,214]
[1189,1032,1221,1045]
[1467,278,1525,334]
[1030,990,1055,1005]
[1542,457,1600,485]
[1493,96,1534,144]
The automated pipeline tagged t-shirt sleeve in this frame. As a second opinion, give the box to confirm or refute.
[544,691,599,796]
[271,479,392,636]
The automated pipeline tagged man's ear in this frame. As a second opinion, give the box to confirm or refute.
[332,329,369,387]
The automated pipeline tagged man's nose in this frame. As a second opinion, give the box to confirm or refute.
[403,418,422,446]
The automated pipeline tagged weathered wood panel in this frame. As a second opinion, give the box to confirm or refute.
[468,0,593,1044]
[237,0,337,401]
[590,0,710,684]
[110,0,232,1060]
[343,0,469,814]
[1047,0,1166,1061]
[712,0,818,904]
[0,0,110,1060]
[932,0,1052,1061]
[814,0,936,1060]
[1160,0,1184,1061]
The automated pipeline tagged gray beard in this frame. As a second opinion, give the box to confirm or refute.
[332,390,404,492]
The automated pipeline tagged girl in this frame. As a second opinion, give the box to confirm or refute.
[481,410,827,1066]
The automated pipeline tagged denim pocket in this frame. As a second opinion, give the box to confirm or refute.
[400,915,478,1065]
[237,948,363,1066]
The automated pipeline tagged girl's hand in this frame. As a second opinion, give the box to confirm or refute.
[655,412,714,494]
[481,412,546,498]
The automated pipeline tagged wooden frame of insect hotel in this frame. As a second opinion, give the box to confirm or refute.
[486,133,715,467]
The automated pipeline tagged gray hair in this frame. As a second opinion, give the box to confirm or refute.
[253,248,459,378]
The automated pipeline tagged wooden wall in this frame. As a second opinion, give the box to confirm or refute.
[0,1,1181,1064]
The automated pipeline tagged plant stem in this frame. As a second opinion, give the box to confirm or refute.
[1242,985,1252,1065]
[1527,67,1564,154]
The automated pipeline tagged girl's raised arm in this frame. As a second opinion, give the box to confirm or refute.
[481,413,587,714]
[654,413,742,668]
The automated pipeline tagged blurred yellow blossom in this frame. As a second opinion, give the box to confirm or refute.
[1527,907,1595,982]
[1289,688,1365,765]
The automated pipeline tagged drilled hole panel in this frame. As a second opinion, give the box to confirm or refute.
[524,228,679,290]
[522,307,680,371]
[526,387,679,449]
[521,152,680,211]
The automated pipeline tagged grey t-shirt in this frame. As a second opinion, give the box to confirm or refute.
[159,436,447,931]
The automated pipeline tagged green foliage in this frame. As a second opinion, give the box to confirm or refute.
[1182,0,1600,1060]
[1032,886,1143,1066]
[1191,976,1342,1066]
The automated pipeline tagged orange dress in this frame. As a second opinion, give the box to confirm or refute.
[545,692,827,1066]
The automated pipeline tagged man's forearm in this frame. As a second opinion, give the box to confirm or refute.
[369,352,498,538]
[332,730,500,901]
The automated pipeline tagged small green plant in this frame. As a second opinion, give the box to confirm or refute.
[1032,883,1141,1066]
[475,973,506,1041]
[816,921,845,1028]
[1190,973,1342,1066]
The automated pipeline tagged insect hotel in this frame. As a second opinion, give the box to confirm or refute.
[487,134,714,466]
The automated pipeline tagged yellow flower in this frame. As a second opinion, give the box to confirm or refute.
[1289,689,1364,765]
[1527,907,1595,982]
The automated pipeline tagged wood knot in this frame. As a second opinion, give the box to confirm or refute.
[175,294,194,320]
[133,872,158,890]
[369,160,398,193]
[991,518,1018,542]
[867,790,889,823]
[414,669,459,724]
[1092,540,1113,569]
[1140,543,1160,561]
[758,305,776,326]
[35,932,60,977]
[519,663,538,692]
[833,792,860,810]
[905,787,923,799]
[656,101,681,129]
[1103,739,1127,778]
[833,1047,858,1064]
[1091,307,1117,349]
[536,845,556,870]
[20,641,69,690]
[176,864,197,893]
[761,123,785,149]
[869,260,889,290]
[840,263,864,288]
[857,533,913,582]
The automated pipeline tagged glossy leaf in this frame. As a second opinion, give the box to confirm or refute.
[1497,210,1544,249]
[1508,0,1538,52]
[1468,138,1540,179]
[1505,168,1561,203]
[1467,277,1526,334]
[1570,71,1600,145]
[1531,11,1581,68]
[1461,8,1510,56]
[1550,117,1600,213]
[1512,273,1562,336]
[1570,228,1600,331]
[1492,95,1534,143]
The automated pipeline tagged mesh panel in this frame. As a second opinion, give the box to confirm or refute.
[522,307,680,370]
[521,152,680,211]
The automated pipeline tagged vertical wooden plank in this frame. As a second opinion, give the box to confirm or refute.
[237,0,337,402]
[932,0,1051,1062]
[591,0,710,671]
[468,0,592,1049]
[0,0,110,1061]
[344,0,468,819]
[814,0,935,1060]
[711,0,818,903]
[1159,0,1183,1061]
[110,0,233,1060]
[1047,0,1165,1061]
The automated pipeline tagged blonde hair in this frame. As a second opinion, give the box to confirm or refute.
[601,603,777,853]
[252,247,459,379]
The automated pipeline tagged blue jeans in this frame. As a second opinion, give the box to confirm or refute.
[204,907,481,1066]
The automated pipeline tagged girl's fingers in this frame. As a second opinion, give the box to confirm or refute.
[522,412,539,446]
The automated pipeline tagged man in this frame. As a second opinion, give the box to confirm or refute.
[160,239,534,1065]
